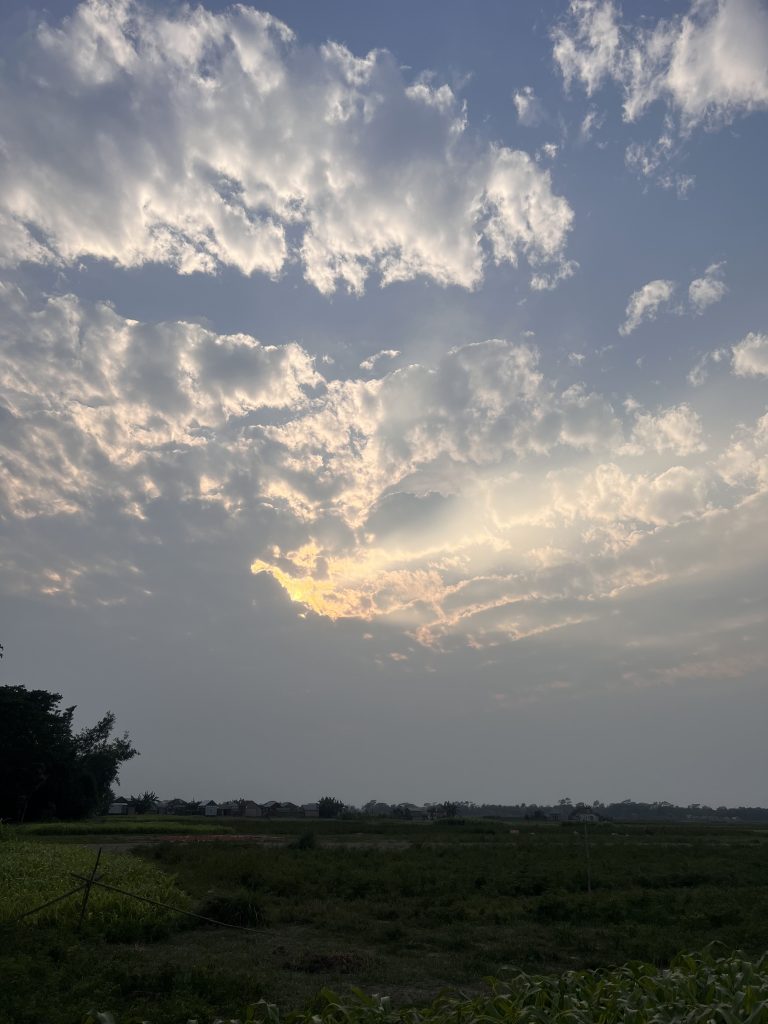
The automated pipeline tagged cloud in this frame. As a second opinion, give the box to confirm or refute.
[360,350,401,372]
[579,107,604,142]
[552,0,621,97]
[689,262,728,313]
[0,280,320,519]
[688,347,727,386]
[620,264,727,334]
[0,0,574,293]
[732,332,768,377]
[553,0,768,182]
[513,85,545,126]
[619,279,676,335]
[2,281,765,651]
[717,412,768,489]
[629,404,706,455]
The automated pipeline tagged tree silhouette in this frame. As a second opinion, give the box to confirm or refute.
[0,686,137,822]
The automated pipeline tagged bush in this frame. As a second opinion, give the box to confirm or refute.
[197,890,267,928]
[290,831,317,851]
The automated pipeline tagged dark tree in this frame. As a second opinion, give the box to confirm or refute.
[318,795,344,818]
[130,790,158,814]
[0,686,137,822]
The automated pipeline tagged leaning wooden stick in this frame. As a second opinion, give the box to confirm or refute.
[11,882,87,923]
[76,847,102,930]
[71,875,261,933]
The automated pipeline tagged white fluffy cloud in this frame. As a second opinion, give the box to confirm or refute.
[553,0,768,181]
[732,331,768,377]
[0,0,574,293]
[620,279,676,335]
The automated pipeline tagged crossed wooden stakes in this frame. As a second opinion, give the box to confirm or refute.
[14,847,259,932]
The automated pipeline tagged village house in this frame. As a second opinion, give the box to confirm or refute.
[108,797,136,815]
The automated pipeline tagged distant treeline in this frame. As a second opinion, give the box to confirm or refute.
[448,800,768,823]
[121,797,768,824]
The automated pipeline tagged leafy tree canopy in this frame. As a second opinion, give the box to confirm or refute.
[318,795,344,818]
[130,790,158,814]
[0,685,137,822]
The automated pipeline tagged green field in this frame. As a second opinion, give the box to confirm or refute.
[2,818,768,1023]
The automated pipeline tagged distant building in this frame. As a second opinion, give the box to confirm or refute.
[569,808,607,823]
[203,800,218,817]
[243,800,264,817]
[549,806,609,823]
[274,801,301,817]
[301,803,320,817]
[108,797,136,815]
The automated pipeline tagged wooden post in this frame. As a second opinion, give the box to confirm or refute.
[583,820,592,894]
[77,847,102,930]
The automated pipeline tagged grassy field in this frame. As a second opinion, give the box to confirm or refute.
[2,818,767,1023]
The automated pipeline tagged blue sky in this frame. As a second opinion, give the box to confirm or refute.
[1,0,766,805]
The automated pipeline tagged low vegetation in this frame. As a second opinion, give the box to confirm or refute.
[0,842,190,939]
[81,949,768,1024]
[15,819,228,837]
[2,820,767,1023]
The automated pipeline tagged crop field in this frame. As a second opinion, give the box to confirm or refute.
[14,818,231,837]
[0,842,190,937]
[2,819,768,1023]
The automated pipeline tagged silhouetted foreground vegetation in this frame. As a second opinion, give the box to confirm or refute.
[79,949,768,1024]
[2,818,768,1022]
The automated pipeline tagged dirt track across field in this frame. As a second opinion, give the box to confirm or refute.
[83,833,412,853]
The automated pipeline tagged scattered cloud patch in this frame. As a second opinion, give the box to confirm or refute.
[689,262,728,313]
[514,85,546,126]
[619,279,676,335]
[553,0,768,185]
[620,263,728,334]
[538,143,559,161]
[360,350,401,372]
[688,347,727,386]
[579,107,604,142]
[732,331,768,377]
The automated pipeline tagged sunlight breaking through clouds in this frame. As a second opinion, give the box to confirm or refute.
[1,276,766,649]
[1,0,768,807]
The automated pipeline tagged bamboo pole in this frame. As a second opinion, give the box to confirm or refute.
[76,847,102,930]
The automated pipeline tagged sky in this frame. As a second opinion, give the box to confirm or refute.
[0,0,767,808]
